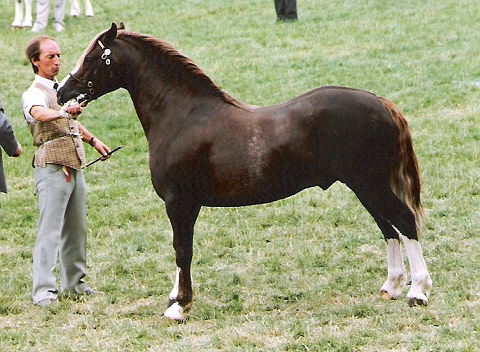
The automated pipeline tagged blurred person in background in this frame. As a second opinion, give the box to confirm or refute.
[31,0,66,32]
[0,100,22,202]
[70,0,94,17]
[12,0,33,29]
[274,0,298,22]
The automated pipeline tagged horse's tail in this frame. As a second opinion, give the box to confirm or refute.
[379,97,425,232]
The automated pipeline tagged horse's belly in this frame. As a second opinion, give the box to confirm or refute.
[203,172,319,207]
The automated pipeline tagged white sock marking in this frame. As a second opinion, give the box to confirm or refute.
[381,238,407,299]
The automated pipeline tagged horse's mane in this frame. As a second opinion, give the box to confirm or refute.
[117,30,254,111]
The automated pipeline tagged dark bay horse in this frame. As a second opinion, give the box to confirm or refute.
[58,23,432,321]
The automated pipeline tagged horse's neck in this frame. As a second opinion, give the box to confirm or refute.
[118,37,252,135]
[125,74,207,138]
[132,86,223,135]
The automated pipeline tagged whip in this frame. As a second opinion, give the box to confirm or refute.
[85,146,122,168]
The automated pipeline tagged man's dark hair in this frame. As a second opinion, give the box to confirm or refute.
[25,36,56,74]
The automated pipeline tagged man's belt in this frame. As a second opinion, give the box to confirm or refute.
[42,133,82,146]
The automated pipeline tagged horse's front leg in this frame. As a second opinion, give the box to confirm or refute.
[163,201,200,321]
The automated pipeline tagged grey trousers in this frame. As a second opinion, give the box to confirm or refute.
[32,164,88,304]
[34,0,66,29]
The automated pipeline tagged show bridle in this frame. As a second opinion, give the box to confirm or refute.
[68,40,112,103]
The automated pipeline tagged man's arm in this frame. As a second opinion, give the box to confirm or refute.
[78,122,111,159]
[29,101,83,122]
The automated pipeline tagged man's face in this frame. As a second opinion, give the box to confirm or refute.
[32,39,61,80]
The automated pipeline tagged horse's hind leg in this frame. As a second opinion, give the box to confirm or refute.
[376,193,432,306]
[381,238,407,299]
[352,183,432,305]
[360,201,407,300]
[399,233,432,306]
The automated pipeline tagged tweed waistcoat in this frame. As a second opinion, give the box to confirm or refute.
[28,83,86,169]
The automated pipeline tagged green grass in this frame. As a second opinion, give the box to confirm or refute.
[1,0,479,350]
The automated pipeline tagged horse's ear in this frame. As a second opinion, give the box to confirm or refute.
[118,22,125,30]
[103,23,118,47]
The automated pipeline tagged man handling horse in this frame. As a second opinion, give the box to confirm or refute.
[22,36,110,307]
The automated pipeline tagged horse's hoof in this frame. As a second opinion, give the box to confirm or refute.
[379,290,398,300]
[407,297,428,307]
[163,302,185,322]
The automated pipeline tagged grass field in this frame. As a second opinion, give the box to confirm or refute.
[0,0,479,350]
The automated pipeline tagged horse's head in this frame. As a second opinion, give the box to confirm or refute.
[58,22,124,106]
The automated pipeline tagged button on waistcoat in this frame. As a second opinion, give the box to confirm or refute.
[28,83,86,169]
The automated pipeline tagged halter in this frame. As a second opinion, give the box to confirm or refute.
[68,39,112,102]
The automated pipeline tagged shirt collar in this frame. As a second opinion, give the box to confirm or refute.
[34,75,59,90]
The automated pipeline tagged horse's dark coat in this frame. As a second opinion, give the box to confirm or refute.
[58,23,427,320]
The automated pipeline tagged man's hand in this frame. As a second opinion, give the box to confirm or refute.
[60,100,82,118]
[12,143,22,157]
[92,138,111,161]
